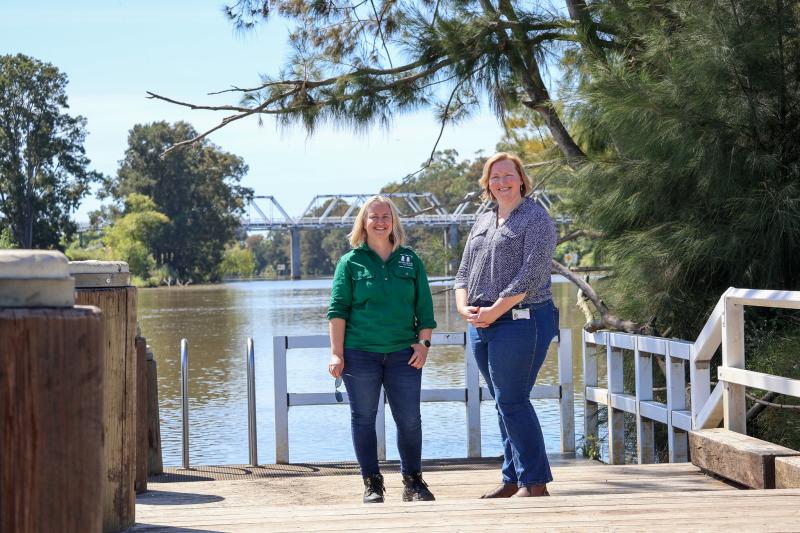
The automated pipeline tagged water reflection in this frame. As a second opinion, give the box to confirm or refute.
[139,279,587,466]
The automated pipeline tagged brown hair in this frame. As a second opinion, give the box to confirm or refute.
[478,152,533,201]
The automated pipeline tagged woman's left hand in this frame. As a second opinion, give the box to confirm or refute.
[408,344,429,369]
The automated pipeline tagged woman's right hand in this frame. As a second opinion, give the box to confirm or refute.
[457,304,480,320]
[458,305,490,328]
[328,354,344,378]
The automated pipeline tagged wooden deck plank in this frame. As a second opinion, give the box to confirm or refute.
[132,491,800,533]
[132,463,800,533]
[136,462,727,509]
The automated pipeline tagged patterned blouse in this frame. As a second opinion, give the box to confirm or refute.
[454,197,557,305]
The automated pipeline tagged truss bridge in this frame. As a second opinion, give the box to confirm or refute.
[244,192,568,279]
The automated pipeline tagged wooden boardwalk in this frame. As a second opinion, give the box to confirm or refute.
[130,457,800,532]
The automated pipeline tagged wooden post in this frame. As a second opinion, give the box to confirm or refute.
[666,346,689,462]
[0,251,104,533]
[465,339,482,458]
[722,298,747,433]
[146,346,163,476]
[607,340,625,465]
[557,330,575,453]
[582,331,599,454]
[135,336,148,493]
[634,340,655,464]
[71,261,137,533]
[273,336,290,464]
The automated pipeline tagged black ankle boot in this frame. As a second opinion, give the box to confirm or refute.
[363,473,385,503]
[402,472,435,502]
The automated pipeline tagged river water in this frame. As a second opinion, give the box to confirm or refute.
[138,278,588,466]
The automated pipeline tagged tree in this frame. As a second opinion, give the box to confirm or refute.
[148,1,622,167]
[382,150,484,208]
[0,226,15,249]
[568,0,800,338]
[218,244,257,278]
[246,233,291,276]
[104,193,169,280]
[111,121,252,281]
[0,54,101,248]
[301,229,334,276]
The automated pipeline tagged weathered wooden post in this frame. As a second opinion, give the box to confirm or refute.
[135,335,148,493]
[0,251,104,533]
[146,345,163,476]
[70,261,137,533]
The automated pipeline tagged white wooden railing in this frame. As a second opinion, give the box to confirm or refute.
[584,287,800,464]
[273,330,575,464]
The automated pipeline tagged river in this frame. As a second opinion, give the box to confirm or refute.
[138,278,589,466]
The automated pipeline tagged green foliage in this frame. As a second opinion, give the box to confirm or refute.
[383,150,485,209]
[300,229,333,276]
[0,226,16,248]
[569,0,800,338]
[579,434,601,461]
[64,233,107,261]
[104,193,169,280]
[320,229,351,270]
[746,318,800,448]
[0,54,102,248]
[218,244,257,278]
[111,122,252,281]
[246,233,290,277]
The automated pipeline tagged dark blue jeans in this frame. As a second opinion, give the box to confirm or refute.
[468,300,557,486]
[342,347,422,476]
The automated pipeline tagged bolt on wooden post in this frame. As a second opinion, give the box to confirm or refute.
[0,251,105,533]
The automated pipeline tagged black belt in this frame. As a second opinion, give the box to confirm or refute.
[470,300,535,309]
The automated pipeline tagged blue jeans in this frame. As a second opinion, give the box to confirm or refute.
[468,300,557,486]
[342,347,422,476]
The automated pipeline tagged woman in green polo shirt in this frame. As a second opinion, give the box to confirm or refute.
[327,195,437,504]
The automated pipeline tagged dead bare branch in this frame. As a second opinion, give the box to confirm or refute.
[552,259,654,334]
[557,229,605,245]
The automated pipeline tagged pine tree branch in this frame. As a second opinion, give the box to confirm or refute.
[149,56,467,156]
[557,229,605,245]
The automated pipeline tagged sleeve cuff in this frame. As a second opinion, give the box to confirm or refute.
[498,287,525,299]
[417,320,437,331]
[327,311,349,320]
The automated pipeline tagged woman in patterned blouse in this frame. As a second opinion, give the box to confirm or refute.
[454,152,558,498]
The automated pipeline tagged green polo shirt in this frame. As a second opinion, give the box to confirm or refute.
[327,244,437,353]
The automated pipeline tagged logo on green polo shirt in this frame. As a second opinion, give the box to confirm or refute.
[399,254,414,268]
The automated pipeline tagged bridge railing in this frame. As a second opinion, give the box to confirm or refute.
[583,287,800,464]
[272,330,575,464]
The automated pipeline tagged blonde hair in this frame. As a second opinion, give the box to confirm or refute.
[348,195,406,251]
[478,152,533,202]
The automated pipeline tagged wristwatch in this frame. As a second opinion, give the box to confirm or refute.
[418,339,431,348]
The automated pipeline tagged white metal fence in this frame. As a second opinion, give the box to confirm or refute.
[583,287,800,464]
[272,330,575,464]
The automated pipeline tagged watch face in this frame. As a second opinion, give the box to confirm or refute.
[421,340,431,347]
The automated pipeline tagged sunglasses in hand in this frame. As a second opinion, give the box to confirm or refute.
[334,377,344,403]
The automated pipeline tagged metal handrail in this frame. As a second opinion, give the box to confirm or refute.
[180,338,190,470]
[246,337,258,466]
[179,337,260,468]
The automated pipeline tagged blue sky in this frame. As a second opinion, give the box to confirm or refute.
[2,0,506,219]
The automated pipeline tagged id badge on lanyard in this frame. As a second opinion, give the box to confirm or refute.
[512,308,530,320]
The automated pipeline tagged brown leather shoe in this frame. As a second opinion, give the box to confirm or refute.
[479,483,518,499]
[513,484,549,497]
